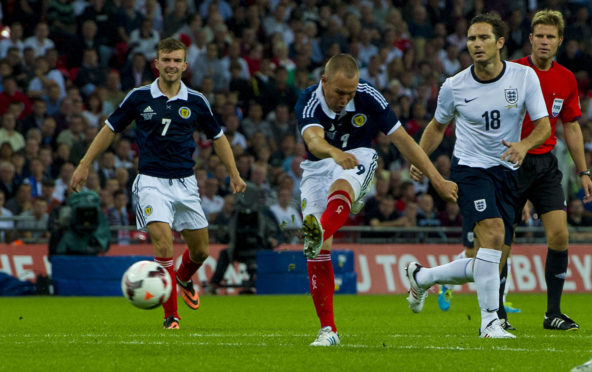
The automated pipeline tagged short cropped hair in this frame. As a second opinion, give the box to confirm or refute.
[156,37,187,60]
[324,54,359,80]
[531,9,565,38]
[470,12,506,40]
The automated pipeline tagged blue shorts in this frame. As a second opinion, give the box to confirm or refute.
[452,157,518,246]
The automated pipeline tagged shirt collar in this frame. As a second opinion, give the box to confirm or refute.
[150,78,188,101]
[315,81,356,119]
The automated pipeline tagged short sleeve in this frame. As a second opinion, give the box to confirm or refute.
[524,68,548,121]
[560,72,582,123]
[434,79,455,124]
[105,89,139,132]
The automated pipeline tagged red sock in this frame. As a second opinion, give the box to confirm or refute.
[155,257,178,319]
[176,249,203,283]
[307,249,336,332]
[320,190,352,241]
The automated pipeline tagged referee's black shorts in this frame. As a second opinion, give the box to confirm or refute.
[514,152,566,224]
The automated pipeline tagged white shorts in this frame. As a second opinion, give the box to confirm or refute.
[300,147,377,217]
[132,174,208,232]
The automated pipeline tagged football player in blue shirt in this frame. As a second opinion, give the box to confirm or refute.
[296,53,458,346]
[70,38,246,329]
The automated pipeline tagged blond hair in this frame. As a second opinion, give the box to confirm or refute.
[531,9,565,38]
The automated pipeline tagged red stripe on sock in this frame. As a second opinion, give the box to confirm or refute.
[155,257,178,319]
[307,249,336,332]
[321,190,352,241]
[176,249,202,283]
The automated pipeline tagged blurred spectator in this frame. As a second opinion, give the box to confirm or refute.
[128,18,160,62]
[75,48,108,97]
[0,112,25,152]
[364,176,391,218]
[0,76,32,119]
[395,180,416,212]
[78,0,117,66]
[17,198,49,239]
[38,177,60,212]
[566,197,592,240]
[201,177,224,221]
[81,92,103,128]
[269,186,302,243]
[557,39,592,77]
[106,189,131,244]
[46,0,77,52]
[27,55,66,99]
[0,161,19,200]
[0,190,15,242]
[23,157,44,198]
[5,182,32,215]
[364,195,410,238]
[56,113,85,148]
[51,162,74,203]
[19,98,48,134]
[68,19,100,68]
[224,114,247,150]
[121,52,154,92]
[113,137,134,169]
[104,71,126,109]
[0,22,24,59]
[241,103,273,142]
[69,125,97,165]
[139,0,163,34]
[446,17,468,52]
[98,152,116,187]
[416,192,445,241]
[191,43,227,92]
[23,22,55,58]
[115,0,142,45]
[162,0,188,38]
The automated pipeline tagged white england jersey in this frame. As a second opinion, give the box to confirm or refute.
[435,61,548,169]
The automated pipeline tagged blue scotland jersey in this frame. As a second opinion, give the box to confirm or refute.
[295,79,401,161]
[106,79,223,178]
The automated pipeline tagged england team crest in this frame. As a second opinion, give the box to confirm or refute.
[551,98,564,117]
[474,199,486,212]
[504,88,518,104]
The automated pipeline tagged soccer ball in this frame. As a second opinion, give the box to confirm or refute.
[121,260,172,309]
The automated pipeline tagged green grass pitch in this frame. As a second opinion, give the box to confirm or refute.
[1,293,590,371]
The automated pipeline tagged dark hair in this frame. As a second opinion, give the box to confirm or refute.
[470,12,506,40]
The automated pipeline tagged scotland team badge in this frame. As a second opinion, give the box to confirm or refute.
[179,106,191,119]
[551,98,564,117]
[504,88,518,104]
[351,113,367,127]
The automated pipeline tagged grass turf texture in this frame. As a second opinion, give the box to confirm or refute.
[1,293,590,371]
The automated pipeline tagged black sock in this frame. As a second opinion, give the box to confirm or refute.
[497,262,508,320]
[545,248,568,316]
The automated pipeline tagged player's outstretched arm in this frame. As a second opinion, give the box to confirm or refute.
[212,135,246,193]
[70,125,116,192]
[302,126,359,169]
[389,125,457,203]
[406,119,447,182]
[564,121,592,203]
[501,116,551,167]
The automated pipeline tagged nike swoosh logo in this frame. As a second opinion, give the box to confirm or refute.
[464,97,478,103]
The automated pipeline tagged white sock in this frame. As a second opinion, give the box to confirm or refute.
[474,248,502,331]
[416,258,474,288]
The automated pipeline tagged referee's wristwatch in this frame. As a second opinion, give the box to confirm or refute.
[578,169,591,177]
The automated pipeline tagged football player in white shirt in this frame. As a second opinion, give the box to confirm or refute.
[405,13,551,338]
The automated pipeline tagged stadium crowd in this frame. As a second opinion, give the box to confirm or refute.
[0,0,591,243]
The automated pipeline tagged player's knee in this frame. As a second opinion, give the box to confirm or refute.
[547,227,569,250]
